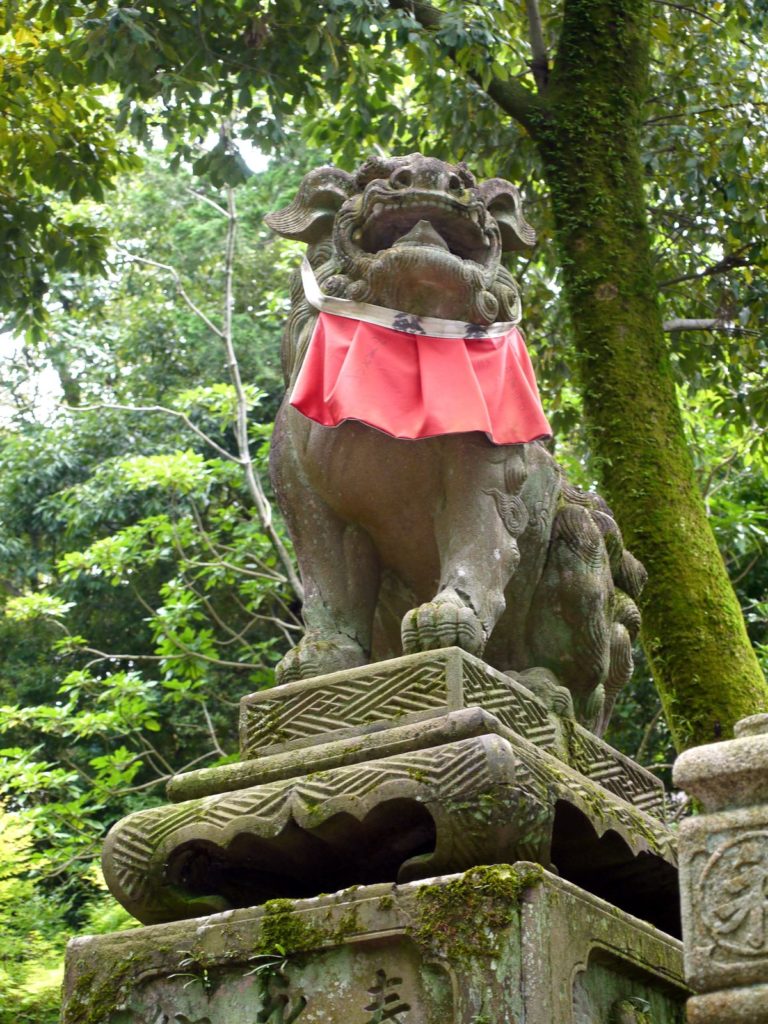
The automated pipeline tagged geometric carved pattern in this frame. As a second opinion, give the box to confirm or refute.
[512,743,676,868]
[566,727,666,819]
[241,654,449,757]
[461,659,557,749]
[103,725,676,927]
[239,649,665,821]
[104,735,533,925]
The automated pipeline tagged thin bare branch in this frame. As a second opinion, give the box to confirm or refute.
[731,553,762,587]
[68,401,239,464]
[650,0,723,25]
[186,187,229,217]
[115,248,225,339]
[659,246,754,289]
[664,318,734,332]
[645,100,767,125]
[635,705,664,763]
[222,187,304,601]
[201,701,227,757]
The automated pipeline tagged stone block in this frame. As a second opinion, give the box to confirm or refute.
[686,983,768,1023]
[62,864,687,1024]
[674,714,768,1019]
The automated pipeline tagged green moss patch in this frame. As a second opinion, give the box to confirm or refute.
[410,863,544,962]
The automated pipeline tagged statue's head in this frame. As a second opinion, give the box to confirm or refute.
[267,153,535,324]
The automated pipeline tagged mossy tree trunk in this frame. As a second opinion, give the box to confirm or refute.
[489,0,768,749]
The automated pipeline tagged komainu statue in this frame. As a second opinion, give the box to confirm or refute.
[266,154,646,734]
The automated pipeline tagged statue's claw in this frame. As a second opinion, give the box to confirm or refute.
[401,593,485,656]
[516,667,576,719]
[275,631,367,684]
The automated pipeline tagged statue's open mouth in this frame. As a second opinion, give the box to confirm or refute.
[355,191,497,267]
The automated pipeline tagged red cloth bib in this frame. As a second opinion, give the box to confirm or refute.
[290,311,551,445]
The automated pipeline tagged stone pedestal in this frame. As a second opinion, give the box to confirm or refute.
[63,651,686,1021]
[63,864,687,1024]
[674,714,768,1022]
[100,650,679,932]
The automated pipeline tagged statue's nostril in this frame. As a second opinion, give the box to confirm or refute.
[391,168,413,189]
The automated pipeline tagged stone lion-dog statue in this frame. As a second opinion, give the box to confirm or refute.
[266,154,645,734]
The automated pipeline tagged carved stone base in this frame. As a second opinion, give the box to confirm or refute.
[674,714,768,1022]
[102,650,679,933]
[686,984,768,1023]
[62,865,688,1024]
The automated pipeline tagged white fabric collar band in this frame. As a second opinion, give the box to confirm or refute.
[301,258,521,340]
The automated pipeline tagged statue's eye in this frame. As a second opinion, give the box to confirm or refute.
[390,168,413,189]
[448,174,462,192]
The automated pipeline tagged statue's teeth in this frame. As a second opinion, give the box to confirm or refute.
[393,219,450,250]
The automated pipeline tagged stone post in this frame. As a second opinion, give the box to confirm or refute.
[674,713,768,1022]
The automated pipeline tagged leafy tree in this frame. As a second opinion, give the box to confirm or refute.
[0,163,307,897]
[0,115,763,1017]
[0,9,139,334]
[4,0,766,746]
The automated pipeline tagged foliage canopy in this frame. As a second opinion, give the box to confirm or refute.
[0,2,766,1015]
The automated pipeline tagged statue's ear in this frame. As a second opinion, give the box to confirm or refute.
[265,167,355,243]
[478,179,537,251]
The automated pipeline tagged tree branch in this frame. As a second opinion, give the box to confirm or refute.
[223,187,304,602]
[663,318,738,333]
[659,246,754,289]
[635,704,664,763]
[186,187,229,217]
[525,0,549,91]
[67,402,239,464]
[650,0,723,25]
[388,0,541,128]
[201,701,227,757]
[115,248,225,339]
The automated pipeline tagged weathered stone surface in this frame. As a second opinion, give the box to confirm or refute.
[674,714,768,1019]
[267,153,646,733]
[239,646,556,759]
[103,651,678,930]
[62,865,687,1024]
[231,648,665,816]
[686,984,768,1023]
[104,724,676,927]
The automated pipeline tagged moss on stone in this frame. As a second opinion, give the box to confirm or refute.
[256,898,325,955]
[63,956,136,1024]
[409,863,544,962]
[331,905,361,943]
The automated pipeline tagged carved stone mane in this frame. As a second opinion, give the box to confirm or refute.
[267,155,531,384]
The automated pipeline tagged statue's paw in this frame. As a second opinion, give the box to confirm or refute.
[275,631,367,684]
[401,595,485,656]
[516,667,576,719]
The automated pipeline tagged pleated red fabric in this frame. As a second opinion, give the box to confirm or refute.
[290,311,551,445]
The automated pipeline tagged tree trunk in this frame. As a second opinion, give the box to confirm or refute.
[518,0,768,748]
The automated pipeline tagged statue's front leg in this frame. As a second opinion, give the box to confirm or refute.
[401,439,527,657]
[271,416,381,683]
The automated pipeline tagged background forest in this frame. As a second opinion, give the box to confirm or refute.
[1,2,766,1019]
